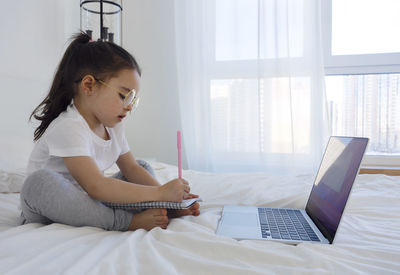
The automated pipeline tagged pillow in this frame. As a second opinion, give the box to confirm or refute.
[0,134,32,193]
[0,169,25,193]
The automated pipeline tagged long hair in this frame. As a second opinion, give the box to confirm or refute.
[30,32,141,141]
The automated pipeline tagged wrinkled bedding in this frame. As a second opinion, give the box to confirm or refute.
[0,161,399,274]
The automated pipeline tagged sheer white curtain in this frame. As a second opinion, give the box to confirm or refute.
[174,0,329,174]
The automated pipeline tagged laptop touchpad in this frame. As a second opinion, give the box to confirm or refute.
[223,213,258,227]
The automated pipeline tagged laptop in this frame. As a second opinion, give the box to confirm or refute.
[216,136,369,244]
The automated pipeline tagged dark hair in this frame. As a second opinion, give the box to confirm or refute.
[30,32,141,141]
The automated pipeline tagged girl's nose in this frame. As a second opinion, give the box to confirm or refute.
[124,103,133,111]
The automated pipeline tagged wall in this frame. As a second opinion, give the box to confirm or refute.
[121,0,185,167]
[0,0,184,169]
[0,0,80,170]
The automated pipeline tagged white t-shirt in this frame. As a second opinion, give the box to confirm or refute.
[27,103,130,192]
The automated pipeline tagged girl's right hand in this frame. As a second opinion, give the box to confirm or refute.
[159,178,191,202]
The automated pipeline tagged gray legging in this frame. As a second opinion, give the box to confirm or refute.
[19,160,155,231]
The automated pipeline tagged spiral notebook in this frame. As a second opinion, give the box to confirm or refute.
[103,197,202,211]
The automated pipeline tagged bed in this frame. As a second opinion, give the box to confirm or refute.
[1,146,400,274]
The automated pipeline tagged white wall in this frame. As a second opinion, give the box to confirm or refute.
[0,0,185,168]
[122,0,185,167]
[0,0,80,170]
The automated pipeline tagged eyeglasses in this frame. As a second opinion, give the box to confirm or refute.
[95,77,139,111]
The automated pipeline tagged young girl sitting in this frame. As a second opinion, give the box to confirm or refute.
[20,32,200,232]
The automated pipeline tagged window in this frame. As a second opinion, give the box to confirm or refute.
[331,1,400,56]
[207,0,400,170]
[323,0,400,167]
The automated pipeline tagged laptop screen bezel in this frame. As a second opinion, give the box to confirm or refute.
[305,136,368,244]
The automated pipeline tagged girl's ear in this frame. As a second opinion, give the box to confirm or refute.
[80,75,97,95]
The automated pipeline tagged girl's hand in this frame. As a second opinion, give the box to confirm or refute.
[159,178,191,202]
[185,193,199,199]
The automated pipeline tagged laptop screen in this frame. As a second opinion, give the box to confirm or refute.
[305,136,368,243]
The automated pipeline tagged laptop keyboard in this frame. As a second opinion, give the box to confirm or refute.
[258,208,320,242]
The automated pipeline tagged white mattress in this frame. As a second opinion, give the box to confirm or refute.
[1,161,400,274]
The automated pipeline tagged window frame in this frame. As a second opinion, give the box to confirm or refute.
[322,0,400,168]
[322,0,400,75]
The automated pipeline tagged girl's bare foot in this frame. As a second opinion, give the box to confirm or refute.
[129,208,169,231]
[168,202,200,219]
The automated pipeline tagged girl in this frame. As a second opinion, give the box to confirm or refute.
[20,32,200,232]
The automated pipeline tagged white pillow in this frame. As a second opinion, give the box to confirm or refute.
[0,169,25,193]
[0,134,32,193]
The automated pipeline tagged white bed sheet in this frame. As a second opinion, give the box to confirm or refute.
[0,161,399,275]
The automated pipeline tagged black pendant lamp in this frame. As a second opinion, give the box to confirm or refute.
[80,0,122,45]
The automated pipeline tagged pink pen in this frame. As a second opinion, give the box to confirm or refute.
[177,130,182,179]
